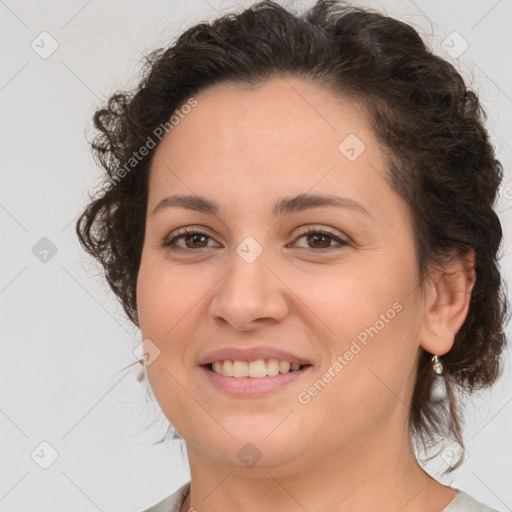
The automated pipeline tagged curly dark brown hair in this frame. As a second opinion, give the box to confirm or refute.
[76,0,509,471]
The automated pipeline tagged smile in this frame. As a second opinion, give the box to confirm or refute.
[201,360,312,397]
[210,359,306,378]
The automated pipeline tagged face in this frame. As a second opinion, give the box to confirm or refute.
[136,77,426,473]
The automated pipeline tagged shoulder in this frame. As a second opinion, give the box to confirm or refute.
[442,488,502,512]
[140,481,190,512]
[139,483,502,512]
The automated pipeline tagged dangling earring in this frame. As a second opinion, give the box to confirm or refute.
[136,358,146,383]
[431,354,443,375]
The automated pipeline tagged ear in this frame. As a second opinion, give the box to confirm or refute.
[419,248,476,356]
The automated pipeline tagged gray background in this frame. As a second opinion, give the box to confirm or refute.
[1,0,511,511]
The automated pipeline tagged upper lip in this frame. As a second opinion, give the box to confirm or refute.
[199,346,312,366]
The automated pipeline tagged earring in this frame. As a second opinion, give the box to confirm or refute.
[431,354,443,375]
[136,358,146,383]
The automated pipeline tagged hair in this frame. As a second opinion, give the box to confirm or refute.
[76,0,509,472]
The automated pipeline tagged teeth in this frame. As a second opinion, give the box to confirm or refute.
[223,359,234,377]
[210,359,305,378]
[249,359,267,378]
[279,361,290,373]
[233,360,249,378]
[267,359,280,376]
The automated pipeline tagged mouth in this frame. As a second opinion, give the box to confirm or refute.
[200,359,313,397]
[203,359,312,378]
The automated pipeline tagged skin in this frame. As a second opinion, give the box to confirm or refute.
[136,76,476,512]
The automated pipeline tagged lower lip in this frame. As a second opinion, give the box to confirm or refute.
[200,365,311,397]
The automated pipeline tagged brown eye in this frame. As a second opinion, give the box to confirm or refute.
[182,233,209,249]
[293,227,349,253]
[163,228,218,252]
[306,232,332,249]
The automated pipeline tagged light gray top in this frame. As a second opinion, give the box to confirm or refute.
[142,482,501,512]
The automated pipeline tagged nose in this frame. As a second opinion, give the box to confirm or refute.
[208,244,290,331]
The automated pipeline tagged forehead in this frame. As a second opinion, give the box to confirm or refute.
[162,76,372,159]
[148,77,395,219]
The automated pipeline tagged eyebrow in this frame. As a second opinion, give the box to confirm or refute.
[152,193,373,219]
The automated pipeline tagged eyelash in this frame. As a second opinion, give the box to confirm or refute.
[162,226,349,254]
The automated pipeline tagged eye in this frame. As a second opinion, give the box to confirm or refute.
[162,227,219,252]
[291,226,349,253]
[162,225,349,253]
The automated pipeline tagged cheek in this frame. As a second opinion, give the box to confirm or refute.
[288,258,409,344]
[296,258,419,422]
[135,261,197,378]
[136,258,201,335]
[136,262,204,432]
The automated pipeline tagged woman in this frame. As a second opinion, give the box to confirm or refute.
[76,1,508,511]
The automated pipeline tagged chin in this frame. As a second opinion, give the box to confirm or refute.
[192,420,307,469]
